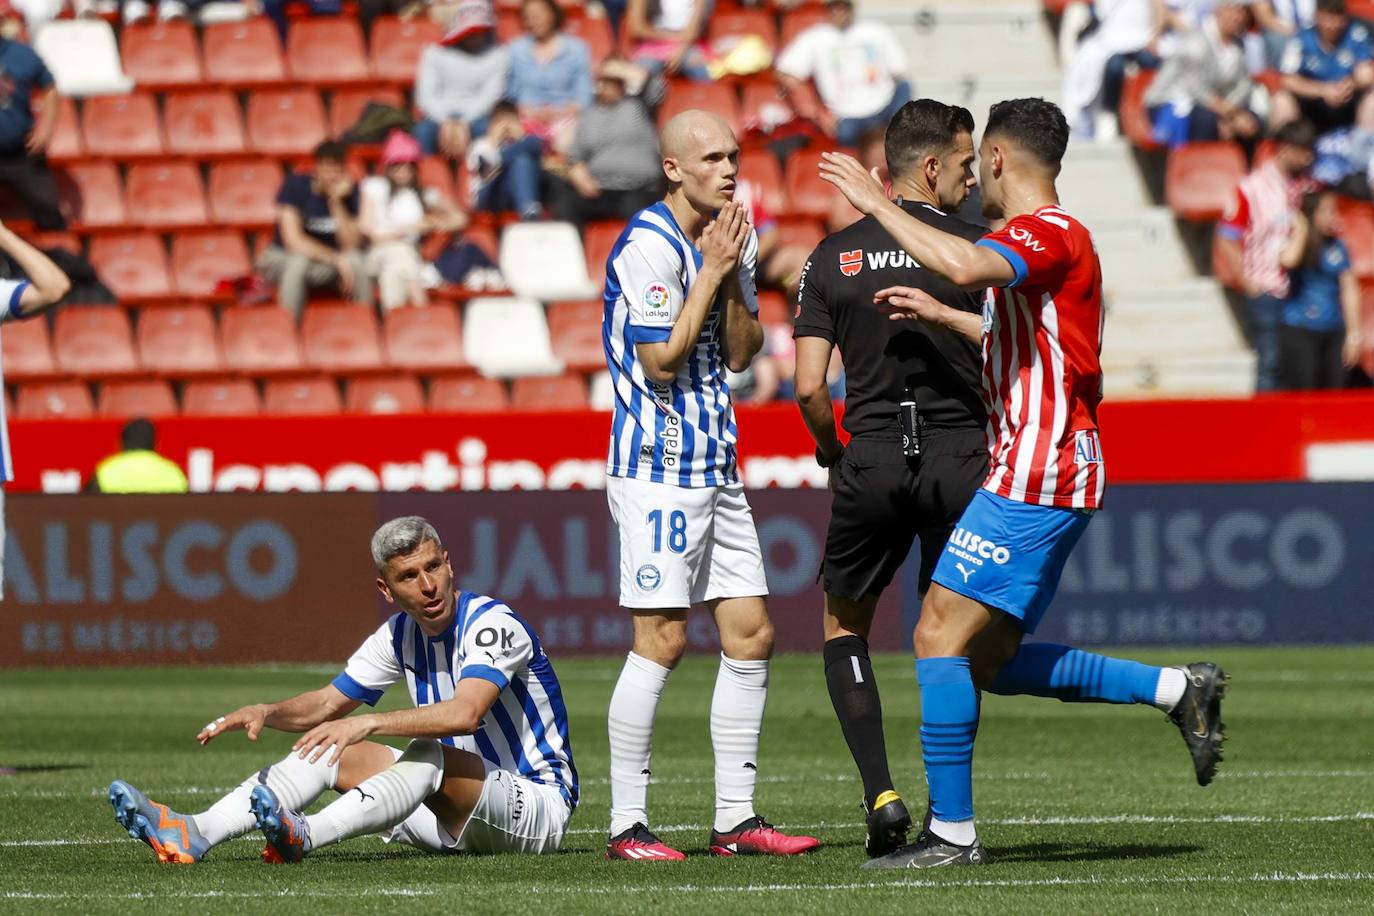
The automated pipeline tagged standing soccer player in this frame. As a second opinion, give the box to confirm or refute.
[600,109,819,861]
[821,98,1228,869]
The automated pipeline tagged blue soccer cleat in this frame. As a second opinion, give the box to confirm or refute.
[250,784,312,863]
[108,779,210,864]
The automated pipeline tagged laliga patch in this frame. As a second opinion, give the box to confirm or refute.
[636,564,663,593]
[642,282,672,322]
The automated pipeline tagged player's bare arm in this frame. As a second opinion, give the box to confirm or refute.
[293,679,502,765]
[719,270,764,372]
[874,285,984,343]
[0,219,71,315]
[794,336,842,466]
[196,685,360,745]
[818,152,1015,290]
[637,201,749,382]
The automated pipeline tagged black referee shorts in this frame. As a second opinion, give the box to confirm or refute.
[822,428,989,602]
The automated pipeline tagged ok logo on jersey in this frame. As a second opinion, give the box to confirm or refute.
[839,249,863,277]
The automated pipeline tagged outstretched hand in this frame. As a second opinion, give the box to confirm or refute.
[197,705,267,745]
[874,286,949,324]
[818,152,888,216]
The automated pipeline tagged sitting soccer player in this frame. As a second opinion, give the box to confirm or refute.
[107,516,577,863]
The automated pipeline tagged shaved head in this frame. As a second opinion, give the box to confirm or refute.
[660,109,740,215]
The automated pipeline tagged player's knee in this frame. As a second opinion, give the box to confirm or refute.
[724,616,774,660]
[634,625,687,668]
[399,738,446,770]
[913,590,965,658]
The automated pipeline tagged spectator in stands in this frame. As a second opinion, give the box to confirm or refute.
[467,101,544,220]
[415,0,509,161]
[1277,189,1362,388]
[775,0,910,147]
[259,0,343,40]
[1254,1,1316,68]
[1061,0,1163,141]
[1216,120,1317,391]
[548,56,663,228]
[1274,0,1373,135]
[1144,0,1262,148]
[120,0,243,25]
[89,419,189,494]
[258,140,372,319]
[625,0,711,82]
[0,12,65,231]
[507,0,593,154]
[360,0,426,37]
[360,130,469,310]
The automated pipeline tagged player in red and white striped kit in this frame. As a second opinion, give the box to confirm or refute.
[821,98,1228,869]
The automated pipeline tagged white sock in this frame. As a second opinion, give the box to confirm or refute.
[1154,667,1189,712]
[607,651,670,837]
[711,653,768,833]
[928,815,977,846]
[192,751,338,846]
[306,739,445,850]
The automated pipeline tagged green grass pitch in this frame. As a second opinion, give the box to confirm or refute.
[2,647,1372,913]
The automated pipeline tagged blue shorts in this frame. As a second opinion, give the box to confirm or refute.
[930,489,1094,633]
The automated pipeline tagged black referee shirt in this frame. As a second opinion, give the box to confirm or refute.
[794,200,987,437]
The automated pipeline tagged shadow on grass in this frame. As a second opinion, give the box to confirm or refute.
[0,764,89,776]
[992,842,1202,864]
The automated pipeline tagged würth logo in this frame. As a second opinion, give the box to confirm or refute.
[839,249,863,277]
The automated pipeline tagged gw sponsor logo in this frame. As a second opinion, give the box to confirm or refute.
[636,564,662,592]
[1008,226,1044,252]
[946,527,1013,568]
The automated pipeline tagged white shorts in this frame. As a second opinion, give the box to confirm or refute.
[382,757,571,855]
[607,476,769,609]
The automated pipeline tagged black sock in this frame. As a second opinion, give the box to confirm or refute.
[823,635,895,810]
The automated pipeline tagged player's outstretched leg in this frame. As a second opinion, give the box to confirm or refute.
[985,644,1229,785]
[108,780,211,864]
[256,738,447,863]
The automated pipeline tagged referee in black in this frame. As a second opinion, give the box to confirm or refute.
[793,99,989,861]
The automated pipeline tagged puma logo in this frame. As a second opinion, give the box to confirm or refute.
[956,562,975,584]
[743,762,757,770]
[353,787,375,804]
[640,768,651,776]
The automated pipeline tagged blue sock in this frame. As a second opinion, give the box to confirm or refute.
[916,656,979,823]
[989,643,1160,705]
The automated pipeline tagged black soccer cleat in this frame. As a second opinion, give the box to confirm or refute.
[861,828,986,870]
[1167,661,1229,787]
[863,790,911,859]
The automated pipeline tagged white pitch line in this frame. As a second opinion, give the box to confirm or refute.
[2,888,436,900]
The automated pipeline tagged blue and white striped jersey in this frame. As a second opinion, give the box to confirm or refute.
[331,592,579,808]
[603,201,760,488]
[0,278,33,482]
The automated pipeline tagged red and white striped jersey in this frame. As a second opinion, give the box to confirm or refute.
[972,205,1105,509]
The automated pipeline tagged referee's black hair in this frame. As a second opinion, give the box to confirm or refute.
[884,99,975,179]
[983,98,1069,173]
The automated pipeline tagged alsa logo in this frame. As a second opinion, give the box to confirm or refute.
[866,250,919,271]
[839,249,863,277]
[948,528,1012,565]
[1007,226,1045,252]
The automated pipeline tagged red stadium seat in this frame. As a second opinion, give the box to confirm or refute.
[1,315,60,381]
[1165,142,1246,223]
[785,147,847,218]
[1337,199,1374,280]
[429,375,508,412]
[89,232,174,302]
[740,148,789,216]
[301,302,385,372]
[583,220,626,290]
[658,81,742,134]
[496,9,521,42]
[771,216,824,253]
[418,156,455,200]
[382,304,468,372]
[137,304,225,376]
[58,162,128,229]
[221,306,306,375]
[1119,69,1163,152]
[565,14,614,64]
[247,88,328,158]
[370,15,443,85]
[53,305,140,377]
[288,17,371,86]
[329,87,407,138]
[511,373,589,410]
[171,230,252,300]
[707,8,778,48]
[264,376,342,415]
[739,76,818,135]
[546,300,604,373]
[203,19,287,87]
[47,96,82,163]
[125,162,210,229]
[164,90,247,158]
[121,20,203,90]
[779,5,827,47]
[98,378,178,418]
[345,374,425,414]
[461,220,500,262]
[16,381,95,419]
[208,159,284,229]
[756,289,790,327]
[81,93,164,160]
[183,378,262,416]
